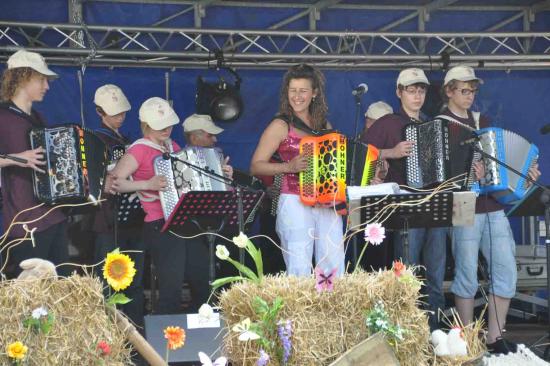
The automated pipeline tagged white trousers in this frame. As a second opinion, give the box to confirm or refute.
[275,193,345,277]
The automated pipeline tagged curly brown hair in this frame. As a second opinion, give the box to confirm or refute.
[278,63,328,131]
[0,67,41,102]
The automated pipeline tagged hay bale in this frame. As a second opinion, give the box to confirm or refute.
[0,275,132,365]
[218,270,432,366]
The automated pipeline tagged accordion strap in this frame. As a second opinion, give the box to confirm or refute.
[128,138,175,203]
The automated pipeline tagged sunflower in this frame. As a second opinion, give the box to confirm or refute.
[103,251,136,292]
[164,326,186,350]
[7,341,28,360]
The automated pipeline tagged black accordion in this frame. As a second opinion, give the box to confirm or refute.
[404,118,475,190]
[109,145,145,225]
[30,125,108,205]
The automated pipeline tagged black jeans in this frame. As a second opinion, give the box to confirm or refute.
[7,220,70,278]
[144,220,186,314]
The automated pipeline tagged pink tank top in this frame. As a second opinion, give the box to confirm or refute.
[277,126,302,195]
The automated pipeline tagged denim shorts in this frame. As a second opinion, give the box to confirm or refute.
[450,210,517,299]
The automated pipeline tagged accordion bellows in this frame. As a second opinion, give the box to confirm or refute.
[30,125,107,205]
[154,146,229,220]
[474,127,539,204]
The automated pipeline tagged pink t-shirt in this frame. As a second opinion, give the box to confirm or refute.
[127,138,181,222]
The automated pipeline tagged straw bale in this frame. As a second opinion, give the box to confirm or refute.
[218,270,433,366]
[0,274,132,365]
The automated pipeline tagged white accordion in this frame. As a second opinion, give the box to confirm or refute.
[154,146,230,220]
[474,127,539,205]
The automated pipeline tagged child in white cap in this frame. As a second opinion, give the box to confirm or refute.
[111,97,185,314]
[365,67,448,332]
[440,65,540,354]
[0,49,69,277]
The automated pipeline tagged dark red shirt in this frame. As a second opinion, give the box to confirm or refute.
[362,108,420,185]
[91,124,137,233]
[0,103,66,238]
[439,108,504,213]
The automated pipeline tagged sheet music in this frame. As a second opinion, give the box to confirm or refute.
[347,183,399,228]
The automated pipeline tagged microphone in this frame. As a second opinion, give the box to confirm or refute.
[540,123,550,135]
[459,136,480,146]
[352,83,368,96]
[162,152,172,160]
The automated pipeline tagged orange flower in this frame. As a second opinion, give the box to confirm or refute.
[164,326,186,350]
[393,260,405,277]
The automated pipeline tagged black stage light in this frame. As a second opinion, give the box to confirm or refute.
[196,73,243,122]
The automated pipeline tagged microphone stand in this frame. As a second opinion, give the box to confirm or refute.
[349,92,364,267]
[163,153,265,273]
[468,144,550,357]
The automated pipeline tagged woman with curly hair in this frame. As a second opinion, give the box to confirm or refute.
[250,63,344,277]
[0,49,68,277]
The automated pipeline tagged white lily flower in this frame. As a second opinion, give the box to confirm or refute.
[198,303,214,321]
[232,232,249,248]
[31,306,48,319]
[215,245,230,260]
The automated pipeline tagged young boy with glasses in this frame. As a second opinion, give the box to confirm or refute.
[365,68,448,331]
[440,65,541,354]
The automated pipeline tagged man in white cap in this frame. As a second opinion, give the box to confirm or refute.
[362,100,393,135]
[365,67,448,332]
[181,113,233,312]
[0,49,69,277]
[440,65,540,354]
[112,97,186,314]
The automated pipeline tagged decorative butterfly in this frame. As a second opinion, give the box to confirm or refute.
[231,318,261,341]
[198,351,227,366]
[315,267,337,293]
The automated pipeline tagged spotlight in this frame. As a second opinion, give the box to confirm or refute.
[196,74,243,122]
[196,51,243,122]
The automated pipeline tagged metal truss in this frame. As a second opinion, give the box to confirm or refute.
[0,2,549,70]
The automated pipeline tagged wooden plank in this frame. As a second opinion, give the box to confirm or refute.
[329,333,400,366]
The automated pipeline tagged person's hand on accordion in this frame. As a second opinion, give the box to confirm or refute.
[526,163,541,187]
[473,160,485,181]
[370,159,389,185]
[286,154,308,173]
[384,140,414,159]
[8,147,47,173]
[147,175,168,191]
[222,156,234,179]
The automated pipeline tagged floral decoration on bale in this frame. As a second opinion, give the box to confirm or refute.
[0,248,137,365]
[214,232,432,366]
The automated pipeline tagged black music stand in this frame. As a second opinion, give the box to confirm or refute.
[161,190,264,284]
[360,191,453,264]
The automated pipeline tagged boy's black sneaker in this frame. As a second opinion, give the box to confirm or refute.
[487,338,518,355]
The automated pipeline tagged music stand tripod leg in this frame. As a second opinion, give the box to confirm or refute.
[207,232,217,287]
[401,218,410,265]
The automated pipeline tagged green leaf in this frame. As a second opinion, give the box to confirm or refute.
[253,296,269,315]
[226,258,258,282]
[107,292,132,306]
[246,241,264,279]
[210,275,246,290]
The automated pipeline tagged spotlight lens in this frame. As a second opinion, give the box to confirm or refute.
[212,95,242,121]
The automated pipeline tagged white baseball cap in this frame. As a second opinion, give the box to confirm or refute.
[7,49,58,78]
[94,84,131,116]
[365,101,393,120]
[183,114,224,135]
[396,68,429,87]
[444,65,483,86]
[138,97,179,130]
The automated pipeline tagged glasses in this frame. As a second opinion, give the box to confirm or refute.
[455,88,478,96]
[403,86,427,96]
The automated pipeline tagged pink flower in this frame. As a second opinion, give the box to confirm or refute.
[364,223,386,245]
[393,260,405,277]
